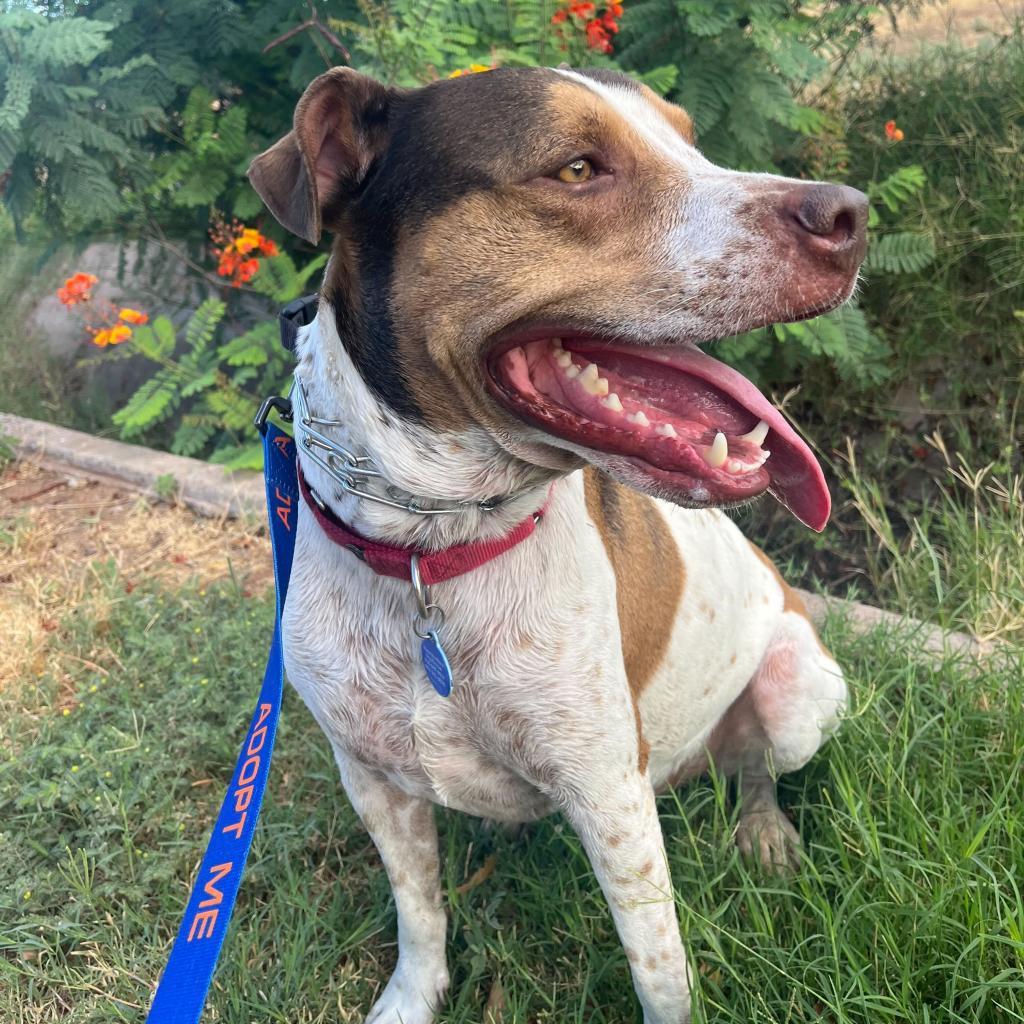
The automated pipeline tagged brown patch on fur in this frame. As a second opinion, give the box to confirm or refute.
[637,731,651,776]
[584,468,684,771]
[747,540,832,658]
[384,73,695,442]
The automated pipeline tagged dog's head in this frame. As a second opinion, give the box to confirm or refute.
[249,66,867,531]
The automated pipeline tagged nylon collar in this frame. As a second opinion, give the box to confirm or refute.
[296,462,547,585]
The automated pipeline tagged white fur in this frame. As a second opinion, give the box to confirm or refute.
[283,315,846,1024]
[281,74,851,1024]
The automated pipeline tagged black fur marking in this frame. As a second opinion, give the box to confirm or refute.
[332,68,562,421]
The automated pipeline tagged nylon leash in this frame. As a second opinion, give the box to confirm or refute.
[145,421,297,1023]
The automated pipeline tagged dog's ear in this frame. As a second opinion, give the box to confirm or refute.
[247,67,396,245]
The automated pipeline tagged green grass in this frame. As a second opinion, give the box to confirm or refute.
[2,569,1022,1024]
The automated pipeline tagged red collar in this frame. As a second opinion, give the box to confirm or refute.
[297,463,548,586]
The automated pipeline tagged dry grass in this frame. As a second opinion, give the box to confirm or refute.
[0,459,272,691]
[872,0,1021,52]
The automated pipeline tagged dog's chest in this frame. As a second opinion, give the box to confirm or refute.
[281,481,776,820]
[282,501,618,820]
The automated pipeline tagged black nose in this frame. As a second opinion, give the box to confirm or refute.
[788,183,868,271]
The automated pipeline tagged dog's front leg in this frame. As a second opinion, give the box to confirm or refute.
[335,751,449,1024]
[564,776,692,1024]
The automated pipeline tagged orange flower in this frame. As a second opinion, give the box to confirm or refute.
[92,324,133,348]
[448,63,495,78]
[56,272,99,307]
[884,120,905,142]
[117,307,149,325]
[211,222,278,285]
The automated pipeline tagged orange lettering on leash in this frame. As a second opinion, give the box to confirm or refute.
[275,486,293,531]
[186,861,233,941]
[200,862,232,908]
[221,704,273,841]
[273,435,292,457]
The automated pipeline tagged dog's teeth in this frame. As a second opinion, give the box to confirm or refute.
[602,393,623,413]
[739,420,769,446]
[655,422,677,438]
[555,350,573,368]
[564,364,580,379]
[626,410,650,427]
[580,363,610,396]
[704,431,728,468]
[726,458,743,474]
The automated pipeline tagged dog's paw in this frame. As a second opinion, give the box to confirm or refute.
[365,961,449,1024]
[735,807,802,873]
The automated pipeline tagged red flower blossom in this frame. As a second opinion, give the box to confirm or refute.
[56,272,98,307]
[551,0,623,52]
[884,119,905,142]
[210,221,277,286]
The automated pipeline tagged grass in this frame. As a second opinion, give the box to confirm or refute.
[838,432,1024,646]
[1,561,1022,1023]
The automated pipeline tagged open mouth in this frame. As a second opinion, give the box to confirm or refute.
[485,333,831,531]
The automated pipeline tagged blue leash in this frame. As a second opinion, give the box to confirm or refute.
[146,421,298,1023]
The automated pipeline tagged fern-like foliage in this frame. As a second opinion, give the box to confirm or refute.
[112,265,312,467]
[865,231,937,275]
[0,10,166,234]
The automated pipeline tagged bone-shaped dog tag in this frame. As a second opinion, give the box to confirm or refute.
[420,630,453,697]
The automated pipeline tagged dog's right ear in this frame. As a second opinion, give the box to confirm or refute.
[247,67,396,246]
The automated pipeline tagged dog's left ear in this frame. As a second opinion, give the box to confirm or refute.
[247,67,397,245]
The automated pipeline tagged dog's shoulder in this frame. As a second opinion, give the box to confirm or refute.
[581,467,685,699]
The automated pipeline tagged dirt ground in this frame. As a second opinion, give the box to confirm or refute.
[875,0,1020,51]
[0,459,272,688]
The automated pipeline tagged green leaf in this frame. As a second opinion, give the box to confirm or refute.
[184,299,226,356]
[868,165,927,213]
[865,232,937,276]
[632,65,679,96]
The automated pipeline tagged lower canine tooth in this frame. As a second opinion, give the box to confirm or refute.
[555,350,572,368]
[739,420,769,446]
[705,431,728,468]
[601,393,623,413]
[655,423,677,438]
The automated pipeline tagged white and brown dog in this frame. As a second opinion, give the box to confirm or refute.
[248,65,866,1024]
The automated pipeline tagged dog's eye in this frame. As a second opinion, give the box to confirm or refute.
[556,158,595,184]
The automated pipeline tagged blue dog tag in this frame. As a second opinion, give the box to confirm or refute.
[420,630,453,697]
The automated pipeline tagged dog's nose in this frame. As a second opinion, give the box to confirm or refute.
[786,183,868,272]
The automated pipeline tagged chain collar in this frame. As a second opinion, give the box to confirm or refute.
[291,376,529,518]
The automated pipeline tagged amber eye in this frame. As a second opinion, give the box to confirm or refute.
[556,158,595,184]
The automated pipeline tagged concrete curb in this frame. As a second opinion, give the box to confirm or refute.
[2,412,999,664]
[1,411,264,520]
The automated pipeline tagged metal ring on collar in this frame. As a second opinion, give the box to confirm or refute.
[292,375,530,517]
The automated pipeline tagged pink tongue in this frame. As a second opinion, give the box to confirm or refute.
[636,345,831,531]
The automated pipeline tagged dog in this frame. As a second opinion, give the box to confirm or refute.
[248,64,865,1024]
